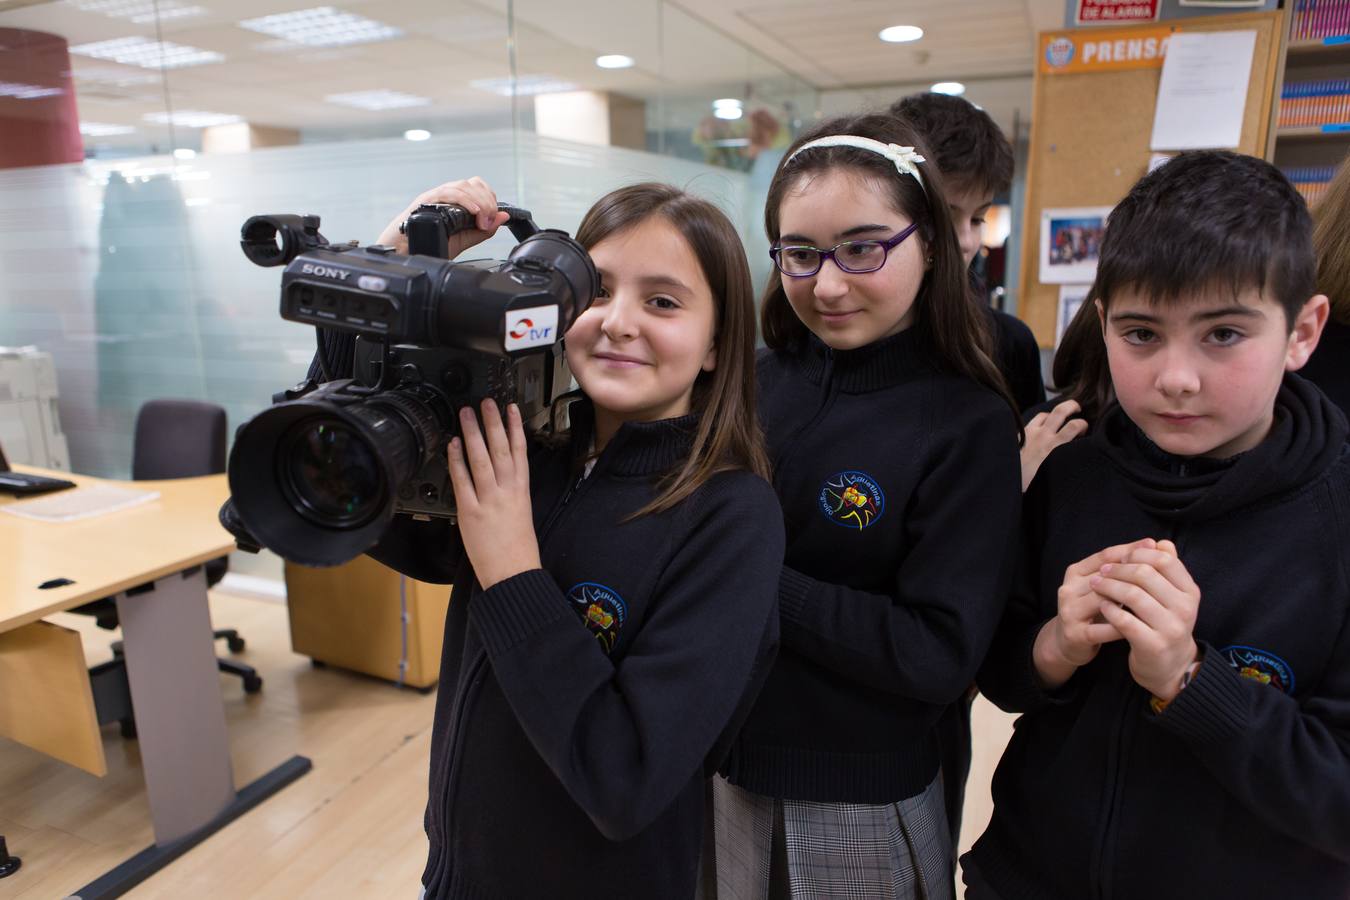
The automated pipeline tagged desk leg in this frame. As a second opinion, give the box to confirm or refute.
[115,567,236,842]
[64,567,311,900]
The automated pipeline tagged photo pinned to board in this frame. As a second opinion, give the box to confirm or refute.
[1057,284,1092,348]
[1039,206,1112,284]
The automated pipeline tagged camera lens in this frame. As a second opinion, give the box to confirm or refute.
[228,388,422,567]
[282,417,384,527]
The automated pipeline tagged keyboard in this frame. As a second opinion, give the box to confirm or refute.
[0,472,77,496]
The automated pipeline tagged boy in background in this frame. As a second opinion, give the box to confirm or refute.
[892,92,1046,412]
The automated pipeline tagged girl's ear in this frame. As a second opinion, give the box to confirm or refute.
[702,340,717,373]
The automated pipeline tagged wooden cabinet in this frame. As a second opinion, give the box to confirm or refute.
[285,556,450,689]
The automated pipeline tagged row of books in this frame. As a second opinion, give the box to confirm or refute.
[1278,79,1350,128]
[1291,0,1350,42]
[1284,166,1338,208]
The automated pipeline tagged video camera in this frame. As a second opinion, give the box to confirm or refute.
[223,203,597,567]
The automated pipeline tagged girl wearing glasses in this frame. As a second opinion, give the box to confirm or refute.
[358,180,784,900]
[711,113,1022,900]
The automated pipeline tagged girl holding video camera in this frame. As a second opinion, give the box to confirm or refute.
[367,177,783,900]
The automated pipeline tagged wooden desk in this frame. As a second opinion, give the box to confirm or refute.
[1,469,233,627]
[0,467,311,899]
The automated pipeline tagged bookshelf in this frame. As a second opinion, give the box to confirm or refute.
[1275,1,1350,207]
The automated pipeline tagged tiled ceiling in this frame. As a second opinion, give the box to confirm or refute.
[0,0,1061,146]
[729,0,1052,86]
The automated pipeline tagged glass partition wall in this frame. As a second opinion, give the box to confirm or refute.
[0,0,818,485]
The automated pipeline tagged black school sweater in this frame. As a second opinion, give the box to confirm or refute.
[971,267,1048,414]
[968,374,1350,900]
[720,329,1021,803]
[370,401,784,900]
[986,305,1048,414]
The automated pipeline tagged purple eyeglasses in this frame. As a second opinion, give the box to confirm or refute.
[770,221,921,278]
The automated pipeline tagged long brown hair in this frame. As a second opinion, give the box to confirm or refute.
[573,182,771,516]
[759,113,1017,424]
[1051,289,1113,426]
[1314,158,1350,324]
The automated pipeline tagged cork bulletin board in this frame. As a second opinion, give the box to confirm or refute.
[1019,10,1286,347]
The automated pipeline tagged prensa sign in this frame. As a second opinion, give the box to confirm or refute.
[1075,0,1161,24]
[1040,25,1175,74]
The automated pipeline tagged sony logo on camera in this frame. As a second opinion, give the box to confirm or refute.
[300,262,352,281]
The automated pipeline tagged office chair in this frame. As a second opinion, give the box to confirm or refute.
[73,400,262,721]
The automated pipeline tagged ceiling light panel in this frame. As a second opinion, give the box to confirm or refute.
[69,37,225,69]
[0,81,64,99]
[72,65,160,86]
[80,122,138,136]
[65,0,206,24]
[325,90,431,110]
[469,75,577,97]
[143,110,242,128]
[239,7,403,48]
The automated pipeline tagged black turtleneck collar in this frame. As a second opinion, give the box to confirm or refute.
[1128,422,1244,478]
[796,327,935,393]
[1091,373,1349,521]
[562,396,698,477]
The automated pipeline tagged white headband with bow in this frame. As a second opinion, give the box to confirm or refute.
[785,135,927,192]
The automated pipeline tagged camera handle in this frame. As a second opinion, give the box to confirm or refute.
[339,202,545,395]
[498,204,542,242]
[402,203,541,258]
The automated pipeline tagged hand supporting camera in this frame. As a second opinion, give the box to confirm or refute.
[446,399,542,590]
[377,177,511,257]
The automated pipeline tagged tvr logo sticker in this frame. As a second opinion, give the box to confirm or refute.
[504,305,560,350]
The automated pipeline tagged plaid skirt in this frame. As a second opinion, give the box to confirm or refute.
[700,774,954,900]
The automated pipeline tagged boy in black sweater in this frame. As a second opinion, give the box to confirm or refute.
[964,151,1350,899]
[891,91,1046,413]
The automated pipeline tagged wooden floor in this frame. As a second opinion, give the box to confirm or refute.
[0,590,1014,899]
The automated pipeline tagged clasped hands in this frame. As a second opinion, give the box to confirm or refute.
[1035,537,1202,702]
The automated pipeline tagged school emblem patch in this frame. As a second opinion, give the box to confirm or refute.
[819,471,885,531]
[566,582,626,653]
[1222,645,1294,694]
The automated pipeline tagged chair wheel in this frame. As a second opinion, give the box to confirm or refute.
[311,659,326,668]
[227,636,246,653]
[243,674,263,694]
